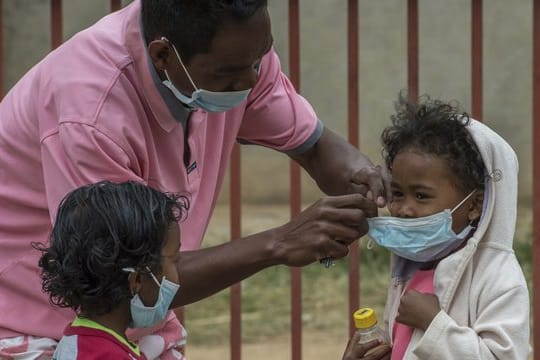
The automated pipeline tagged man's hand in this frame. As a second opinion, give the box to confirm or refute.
[291,127,391,207]
[271,193,377,267]
[395,290,441,331]
[342,333,391,360]
[350,163,390,207]
[173,193,377,306]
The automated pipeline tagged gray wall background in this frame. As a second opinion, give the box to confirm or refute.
[3,0,532,205]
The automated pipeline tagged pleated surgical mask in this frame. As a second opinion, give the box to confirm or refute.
[367,190,476,262]
[123,267,180,328]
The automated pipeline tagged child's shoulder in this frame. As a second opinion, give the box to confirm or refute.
[54,323,145,360]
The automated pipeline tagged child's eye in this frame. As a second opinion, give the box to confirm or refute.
[391,190,403,198]
[415,192,429,200]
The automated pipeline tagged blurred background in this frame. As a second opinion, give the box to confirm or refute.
[2,0,533,358]
[3,0,533,204]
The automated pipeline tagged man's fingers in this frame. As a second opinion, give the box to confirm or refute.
[363,168,386,207]
[316,222,362,243]
[317,193,373,208]
[350,165,388,208]
[315,194,378,218]
[349,182,369,197]
[278,194,378,267]
[313,207,371,227]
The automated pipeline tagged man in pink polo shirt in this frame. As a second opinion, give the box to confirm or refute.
[0,0,386,358]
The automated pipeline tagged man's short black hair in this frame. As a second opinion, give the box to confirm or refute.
[142,0,268,64]
[36,181,189,317]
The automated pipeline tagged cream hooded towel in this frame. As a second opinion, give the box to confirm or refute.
[382,119,530,359]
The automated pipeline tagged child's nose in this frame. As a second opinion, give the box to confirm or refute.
[392,201,416,218]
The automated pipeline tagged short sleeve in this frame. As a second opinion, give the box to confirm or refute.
[41,122,144,222]
[238,48,323,155]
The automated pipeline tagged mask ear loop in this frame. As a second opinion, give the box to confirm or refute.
[366,238,374,250]
[145,266,162,288]
[161,37,198,92]
[123,266,161,289]
[450,189,477,214]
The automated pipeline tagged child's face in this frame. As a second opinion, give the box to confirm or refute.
[137,222,181,306]
[389,148,479,233]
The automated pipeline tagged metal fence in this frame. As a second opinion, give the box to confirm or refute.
[0,0,538,359]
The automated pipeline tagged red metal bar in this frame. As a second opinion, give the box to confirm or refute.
[407,0,419,101]
[230,143,242,360]
[347,0,360,337]
[532,1,540,358]
[471,0,483,120]
[50,0,62,49]
[110,0,122,12]
[288,1,302,359]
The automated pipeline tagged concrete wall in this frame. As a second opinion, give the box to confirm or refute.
[3,0,532,205]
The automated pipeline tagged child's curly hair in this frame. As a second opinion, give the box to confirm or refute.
[35,181,189,317]
[381,92,485,193]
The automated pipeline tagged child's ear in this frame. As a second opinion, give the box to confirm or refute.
[127,271,142,296]
[468,191,484,222]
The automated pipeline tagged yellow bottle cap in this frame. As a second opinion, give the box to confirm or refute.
[353,307,377,329]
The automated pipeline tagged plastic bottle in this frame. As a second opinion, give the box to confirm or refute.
[353,307,386,345]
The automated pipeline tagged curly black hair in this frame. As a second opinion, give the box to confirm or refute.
[142,0,268,64]
[381,92,485,193]
[35,181,189,317]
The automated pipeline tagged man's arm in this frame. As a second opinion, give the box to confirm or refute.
[290,127,389,207]
[171,193,377,307]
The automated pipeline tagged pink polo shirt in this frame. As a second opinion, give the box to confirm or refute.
[0,1,321,339]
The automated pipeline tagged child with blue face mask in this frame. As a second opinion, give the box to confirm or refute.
[35,181,189,360]
[349,93,530,360]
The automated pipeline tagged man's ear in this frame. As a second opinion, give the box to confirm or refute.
[148,38,172,71]
[127,270,143,296]
[468,191,484,222]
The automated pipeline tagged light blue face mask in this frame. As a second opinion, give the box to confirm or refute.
[161,37,251,113]
[367,190,476,262]
[123,267,180,328]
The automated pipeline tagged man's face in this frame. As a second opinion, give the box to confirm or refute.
[162,7,273,94]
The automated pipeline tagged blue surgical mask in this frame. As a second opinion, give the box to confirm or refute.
[123,267,180,328]
[367,190,476,262]
[161,37,251,112]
